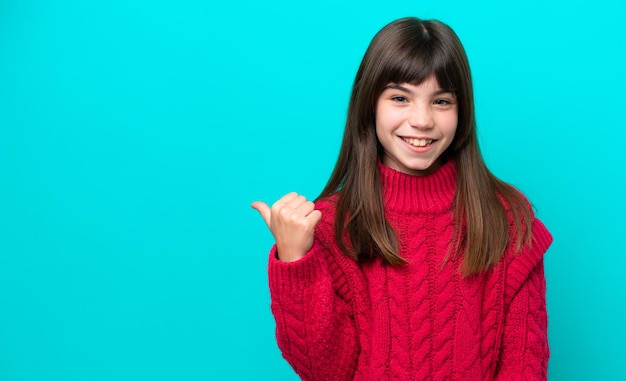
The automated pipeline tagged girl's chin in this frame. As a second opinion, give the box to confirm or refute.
[388,157,445,176]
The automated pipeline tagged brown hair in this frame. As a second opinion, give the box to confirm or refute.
[317,17,533,276]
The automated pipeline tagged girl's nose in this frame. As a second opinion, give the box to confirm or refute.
[408,105,434,129]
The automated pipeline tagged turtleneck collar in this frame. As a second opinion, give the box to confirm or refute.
[378,159,457,214]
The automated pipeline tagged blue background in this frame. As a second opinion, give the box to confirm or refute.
[1,0,625,380]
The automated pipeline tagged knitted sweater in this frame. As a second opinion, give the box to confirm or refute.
[267,160,553,381]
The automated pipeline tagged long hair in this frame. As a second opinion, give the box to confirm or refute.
[317,17,533,276]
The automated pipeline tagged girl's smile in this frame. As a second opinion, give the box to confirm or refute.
[375,75,458,176]
[401,137,435,147]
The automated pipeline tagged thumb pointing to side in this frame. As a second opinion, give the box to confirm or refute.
[252,193,320,262]
[251,201,271,227]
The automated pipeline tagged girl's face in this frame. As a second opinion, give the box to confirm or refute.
[375,75,458,176]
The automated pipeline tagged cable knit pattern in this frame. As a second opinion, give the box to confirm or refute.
[267,160,553,380]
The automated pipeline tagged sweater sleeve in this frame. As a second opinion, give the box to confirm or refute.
[267,242,359,381]
[495,260,549,380]
[495,218,552,380]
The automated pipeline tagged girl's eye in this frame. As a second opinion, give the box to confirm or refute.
[391,96,408,103]
[434,99,451,105]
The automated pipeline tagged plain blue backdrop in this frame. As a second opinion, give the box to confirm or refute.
[1,0,625,380]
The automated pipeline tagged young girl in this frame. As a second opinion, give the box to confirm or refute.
[252,17,552,381]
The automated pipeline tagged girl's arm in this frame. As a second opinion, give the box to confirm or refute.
[495,218,552,381]
[253,194,359,380]
[495,260,549,380]
[268,243,359,381]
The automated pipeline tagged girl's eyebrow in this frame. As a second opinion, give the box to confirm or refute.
[384,84,414,93]
[384,83,455,96]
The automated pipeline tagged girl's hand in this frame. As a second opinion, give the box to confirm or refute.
[251,192,322,262]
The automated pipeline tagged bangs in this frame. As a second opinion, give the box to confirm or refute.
[375,36,458,93]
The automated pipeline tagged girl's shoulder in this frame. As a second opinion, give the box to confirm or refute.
[501,216,552,306]
[498,188,552,298]
[498,185,551,254]
[495,183,552,269]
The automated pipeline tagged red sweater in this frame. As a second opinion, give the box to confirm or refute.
[268,161,553,380]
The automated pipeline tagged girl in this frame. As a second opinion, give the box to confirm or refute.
[252,17,552,381]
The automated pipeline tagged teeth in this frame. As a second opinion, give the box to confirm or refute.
[403,138,433,147]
